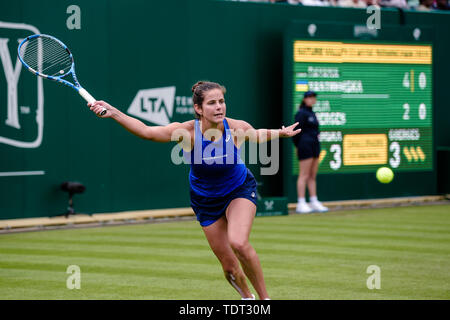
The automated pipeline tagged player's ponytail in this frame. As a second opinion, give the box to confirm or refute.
[192,81,226,119]
[299,99,307,109]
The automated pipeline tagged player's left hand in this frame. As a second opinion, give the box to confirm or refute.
[279,122,301,138]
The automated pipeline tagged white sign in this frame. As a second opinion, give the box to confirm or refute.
[0,21,44,148]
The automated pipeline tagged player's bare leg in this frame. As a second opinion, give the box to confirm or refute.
[297,158,313,213]
[308,157,328,212]
[226,198,270,300]
[307,157,319,197]
[202,216,254,299]
[297,158,313,198]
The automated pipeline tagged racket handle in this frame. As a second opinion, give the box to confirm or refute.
[79,88,107,116]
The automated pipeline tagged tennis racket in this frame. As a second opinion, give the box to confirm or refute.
[18,34,106,116]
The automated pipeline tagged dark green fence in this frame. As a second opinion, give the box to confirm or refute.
[1,0,449,219]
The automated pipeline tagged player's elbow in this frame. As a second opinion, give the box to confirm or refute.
[143,127,156,141]
[142,125,175,143]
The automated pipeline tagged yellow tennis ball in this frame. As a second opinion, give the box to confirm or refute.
[376,167,394,184]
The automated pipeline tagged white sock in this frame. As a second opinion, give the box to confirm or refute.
[298,197,306,204]
[310,196,318,203]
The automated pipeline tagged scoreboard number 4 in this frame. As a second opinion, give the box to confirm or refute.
[402,72,411,90]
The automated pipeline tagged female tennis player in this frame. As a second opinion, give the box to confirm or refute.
[88,81,301,300]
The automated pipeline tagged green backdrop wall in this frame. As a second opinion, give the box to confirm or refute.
[1,0,449,219]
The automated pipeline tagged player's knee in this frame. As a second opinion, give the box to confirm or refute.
[229,239,250,256]
[300,173,310,181]
[298,173,307,180]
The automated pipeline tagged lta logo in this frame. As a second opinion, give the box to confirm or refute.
[128,86,194,126]
[128,86,176,126]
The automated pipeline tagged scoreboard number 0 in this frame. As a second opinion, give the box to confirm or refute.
[419,103,426,120]
[419,72,426,89]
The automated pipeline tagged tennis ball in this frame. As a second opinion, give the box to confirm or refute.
[59,70,64,74]
[376,167,394,184]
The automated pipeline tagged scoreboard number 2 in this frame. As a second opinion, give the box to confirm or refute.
[403,103,410,120]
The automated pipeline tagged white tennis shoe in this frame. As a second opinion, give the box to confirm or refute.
[309,201,329,212]
[296,202,313,214]
[242,294,255,300]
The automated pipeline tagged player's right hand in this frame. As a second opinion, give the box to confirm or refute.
[88,100,115,118]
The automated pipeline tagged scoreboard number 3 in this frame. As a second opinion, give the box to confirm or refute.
[330,144,342,170]
[389,142,401,168]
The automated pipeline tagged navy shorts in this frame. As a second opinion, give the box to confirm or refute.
[190,169,258,227]
[296,139,320,160]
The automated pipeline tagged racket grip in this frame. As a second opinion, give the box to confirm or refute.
[79,88,107,116]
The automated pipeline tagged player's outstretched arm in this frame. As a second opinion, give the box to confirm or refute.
[88,100,192,143]
[229,118,301,144]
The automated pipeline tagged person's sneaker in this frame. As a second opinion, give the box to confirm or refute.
[242,294,255,300]
[296,202,313,214]
[309,201,329,212]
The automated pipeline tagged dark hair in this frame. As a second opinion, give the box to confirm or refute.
[299,100,306,109]
[299,94,316,109]
[191,81,226,119]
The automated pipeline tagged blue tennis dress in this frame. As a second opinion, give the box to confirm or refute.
[183,118,258,227]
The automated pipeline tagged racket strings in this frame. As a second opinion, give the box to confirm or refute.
[24,39,72,75]
[25,41,62,67]
[22,38,70,70]
[23,47,71,76]
[20,36,73,77]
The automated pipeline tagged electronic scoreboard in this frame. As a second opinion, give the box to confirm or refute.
[289,40,433,175]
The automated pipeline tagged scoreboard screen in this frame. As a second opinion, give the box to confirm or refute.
[291,40,433,174]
